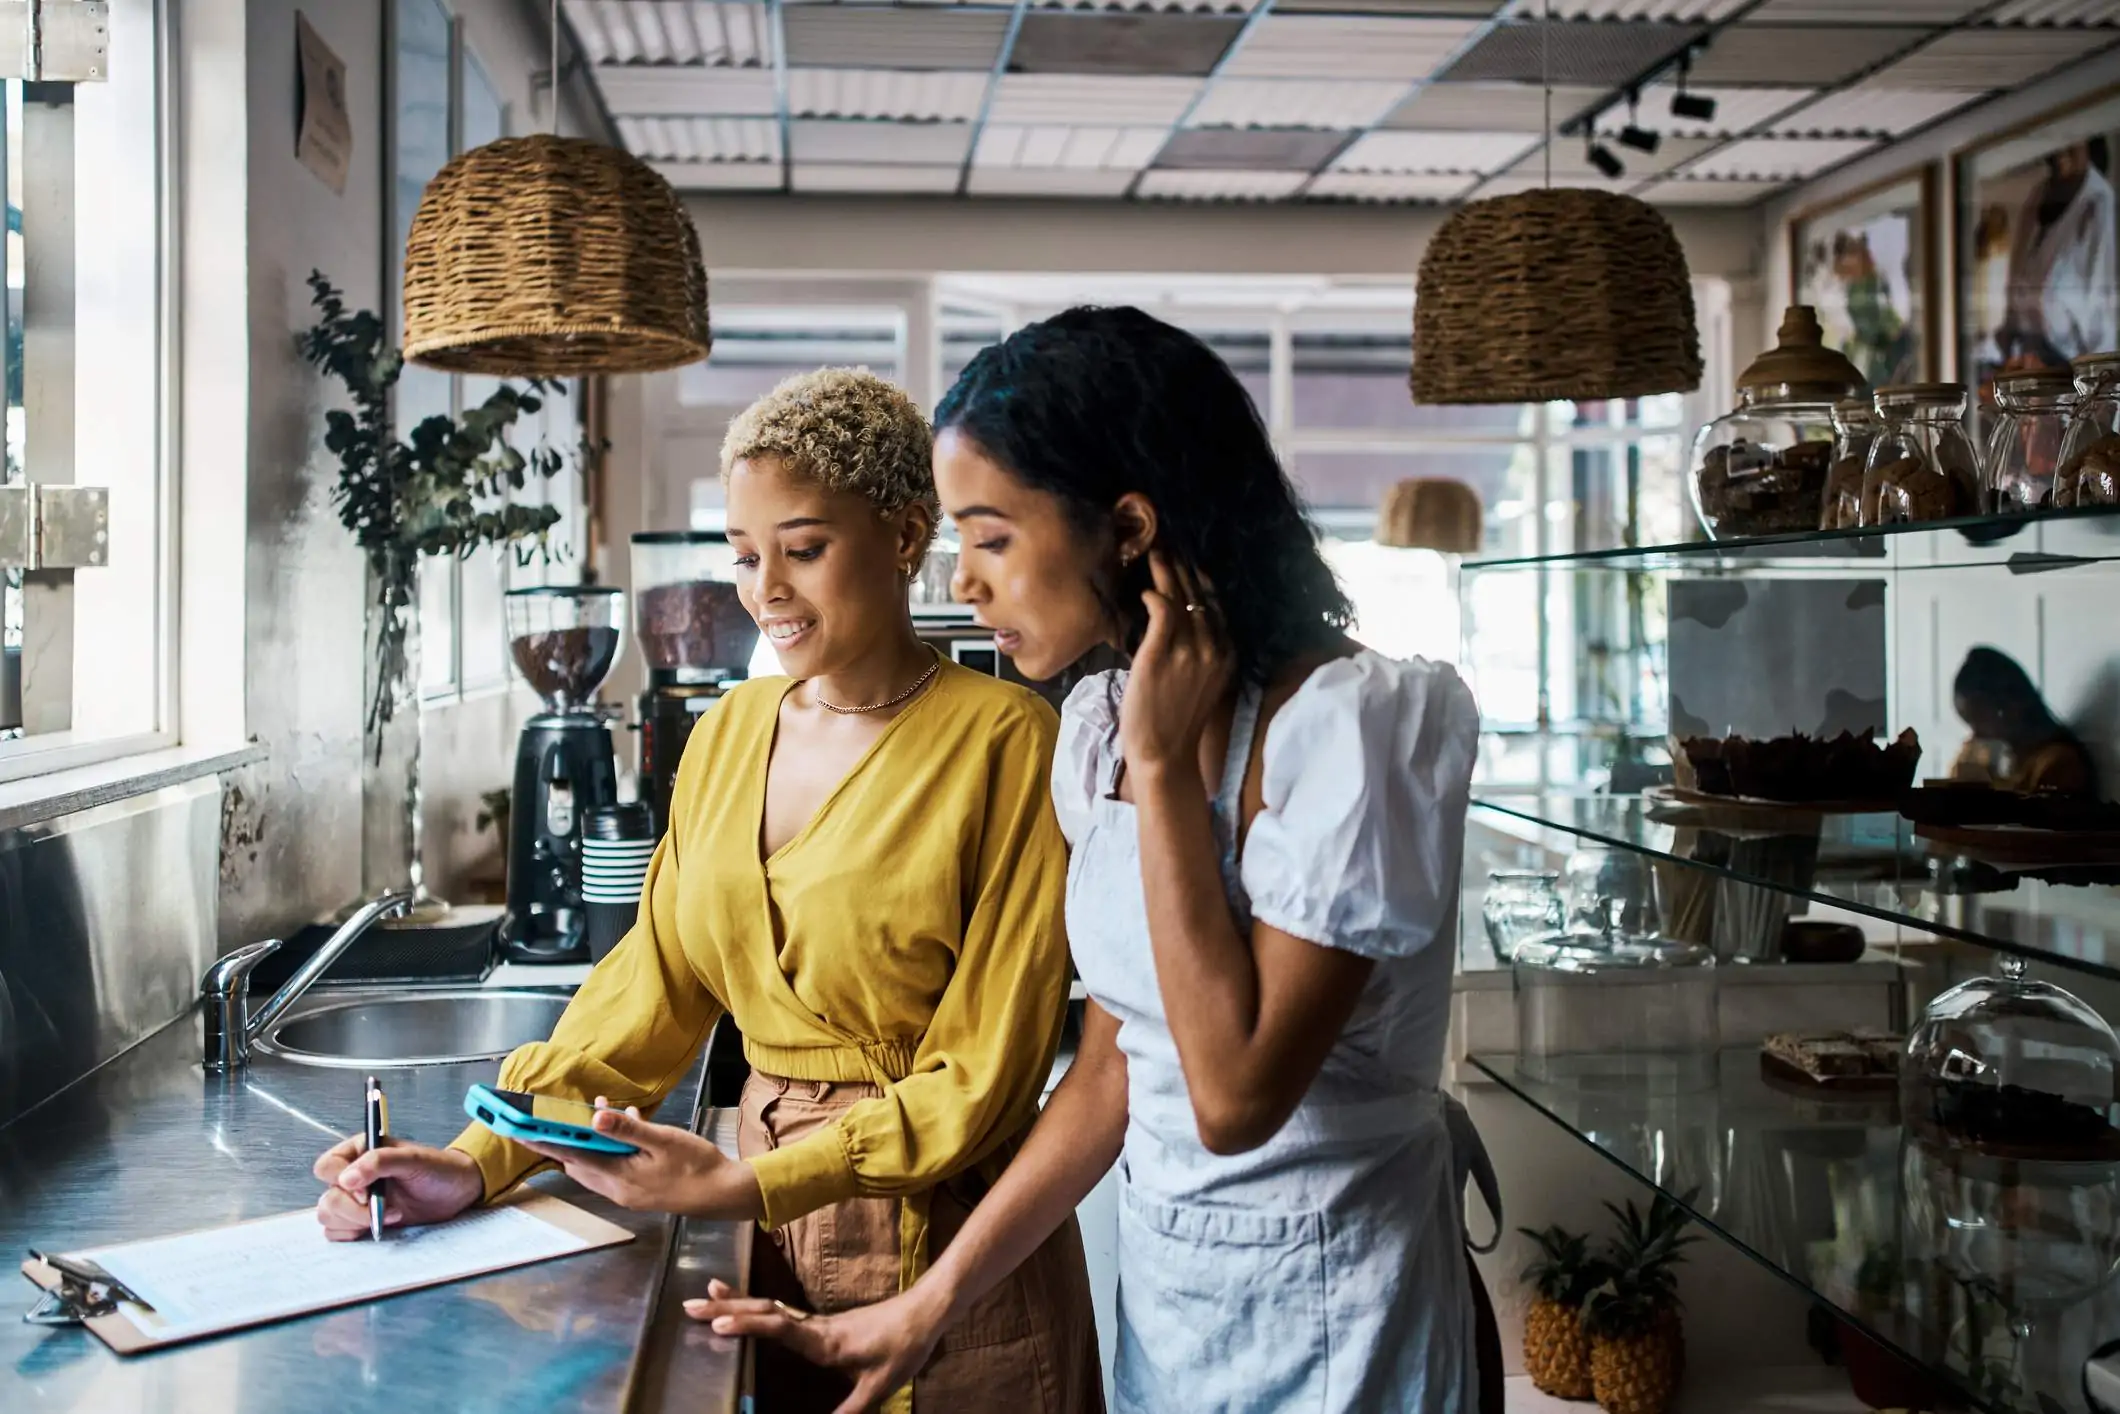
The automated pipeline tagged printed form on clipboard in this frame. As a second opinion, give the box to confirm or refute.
[20,1191,632,1354]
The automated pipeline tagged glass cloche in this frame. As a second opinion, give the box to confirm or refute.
[1690,305,1866,540]
[1903,955,2120,1159]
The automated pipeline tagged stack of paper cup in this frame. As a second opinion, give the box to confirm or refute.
[582,803,656,963]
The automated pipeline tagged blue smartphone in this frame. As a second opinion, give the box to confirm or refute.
[464,1083,640,1155]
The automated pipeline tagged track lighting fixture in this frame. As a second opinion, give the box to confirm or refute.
[1588,137,1624,179]
[1670,50,1716,124]
[1618,89,1660,154]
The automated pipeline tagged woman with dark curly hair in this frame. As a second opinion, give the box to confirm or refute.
[312,368,1101,1413]
[700,310,1501,1413]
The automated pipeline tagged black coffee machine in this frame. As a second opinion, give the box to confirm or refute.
[631,531,761,833]
[502,585,625,963]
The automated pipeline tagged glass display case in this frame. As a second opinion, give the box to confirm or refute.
[1458,489,2120,1414]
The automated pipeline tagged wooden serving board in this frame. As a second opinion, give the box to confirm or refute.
[1914,819,2120,865]
[1644,784,1892,830]
[1758,1050,1899,1097]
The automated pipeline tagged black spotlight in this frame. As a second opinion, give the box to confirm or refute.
[1672,90,1717,123]
[1618,89,1660,153]
[1588,139,1624,179]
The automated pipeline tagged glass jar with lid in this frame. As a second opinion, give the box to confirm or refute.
[1864,383,1981,525]
[2057,351,2120,508]
[1690,306,1866,540]
[1984,367,2075,513]
[1902,955,2120,1159]
[1514,935,1719,1090]
[1820,397,1880,530]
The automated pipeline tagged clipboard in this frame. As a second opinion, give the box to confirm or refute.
[19,1189,632,1354]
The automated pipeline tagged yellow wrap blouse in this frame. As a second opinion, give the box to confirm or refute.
[451,656,1075,1284]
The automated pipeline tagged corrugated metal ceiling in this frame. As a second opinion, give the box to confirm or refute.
[785,68,992,121]
[564,1,771,68]
[1187,78,1410,129]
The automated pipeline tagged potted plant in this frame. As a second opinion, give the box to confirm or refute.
[1520,1224,1608,1399]
[1581,1193,1697,1414]
[299,273,595,912]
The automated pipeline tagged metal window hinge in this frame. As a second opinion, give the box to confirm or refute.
[0,485,107,569]
[0,1,108,83]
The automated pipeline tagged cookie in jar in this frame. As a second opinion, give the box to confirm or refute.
[1865,383,1980,525]
[2056,351,2120,508]
[1820,397,1879,530]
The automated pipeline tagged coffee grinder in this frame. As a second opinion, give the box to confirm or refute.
[631,531,761,833]
[501,585,625,964]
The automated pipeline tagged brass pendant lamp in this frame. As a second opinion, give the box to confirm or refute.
[400,1,711,375]
[1410,7,1701,405]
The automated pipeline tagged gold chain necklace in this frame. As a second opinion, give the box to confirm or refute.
[815,659,941,715]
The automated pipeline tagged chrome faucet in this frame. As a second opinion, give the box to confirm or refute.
[200,889,416,1072]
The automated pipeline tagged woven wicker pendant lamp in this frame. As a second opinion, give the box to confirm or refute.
[400,3,710,375]
[1409,5,1700,405]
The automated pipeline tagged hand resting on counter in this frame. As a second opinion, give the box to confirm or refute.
[313,1135,483,1241]
[514,1099,765,1222]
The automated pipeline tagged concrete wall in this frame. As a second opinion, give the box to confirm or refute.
[202,0,607,944]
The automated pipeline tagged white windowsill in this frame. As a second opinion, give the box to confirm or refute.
[0,741,268,833]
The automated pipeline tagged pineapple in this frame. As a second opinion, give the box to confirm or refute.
[1581,1194,1699,1414]
[1519,1225,1606,1400]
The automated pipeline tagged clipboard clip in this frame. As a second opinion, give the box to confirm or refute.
[23,1250,155,1326]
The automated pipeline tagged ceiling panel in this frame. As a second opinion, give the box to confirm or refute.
[1380,80,1603,131]
[790,119,974,166]
[790,163,963,194]
[1637,176,1789,204]
[1274,0,1499,10]
[988,74,1204,125]
[1136,169,1311,198]
[1440,20,1703,85]
[649,159,784,190]
[565,2,773,68]
[1470,171,1639,196]
[974,124,1169,169]
[968,168,1142,196]
[617,113,781,161]
[1333,128,1537,171]
[1871,29,2109,91]
[1745,0,1986,19]
[1596,84,1816,139]
[1187,78,1410,129]
[1690,26,1928,86]
[1155,127,1350,170]
[595,65,776,114]
[1511,132,1715,177]
[1775,82,1976,136]
[1009,13,1244,75]
[1306,170,1479,200]
[1220,16,1483,79]
[1687,134,1879,180]
[1989,0,2120,22]
[782,8,1009,70]
[785,68,992,121]
[1547,0,1748,17]
[1031,0,1261,10]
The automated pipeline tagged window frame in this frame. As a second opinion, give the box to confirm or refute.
[0,0,180,786]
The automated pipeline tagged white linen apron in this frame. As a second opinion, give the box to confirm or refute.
[1067,684,1498,1414]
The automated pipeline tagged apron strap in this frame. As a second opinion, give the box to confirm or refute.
[1445,1094,1504,1255]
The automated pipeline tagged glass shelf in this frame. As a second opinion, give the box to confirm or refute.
[1461,503,2120,574]
[1471,795,2120,984]
[1473,1049,2120,1414]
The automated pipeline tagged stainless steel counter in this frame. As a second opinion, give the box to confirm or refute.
[0,993,746,1414]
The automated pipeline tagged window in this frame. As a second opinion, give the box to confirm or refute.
[0,0,173,782]
[390,1,587,705]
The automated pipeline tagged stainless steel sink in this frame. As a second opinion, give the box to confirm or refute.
[254,989,572,1068]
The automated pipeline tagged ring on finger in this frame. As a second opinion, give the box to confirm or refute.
[772,1300,812,1322]
[1183,602,1202,613]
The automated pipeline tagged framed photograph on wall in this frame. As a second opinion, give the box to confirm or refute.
[1790,170,1936,390]
[1957,86,2120,403]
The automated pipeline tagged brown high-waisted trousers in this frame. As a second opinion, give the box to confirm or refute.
[739,1071,1105,1414]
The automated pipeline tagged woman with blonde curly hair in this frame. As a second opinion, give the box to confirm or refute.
[308,368,1102,1412]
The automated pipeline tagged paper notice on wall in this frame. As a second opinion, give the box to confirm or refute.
[296,13,352,195]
